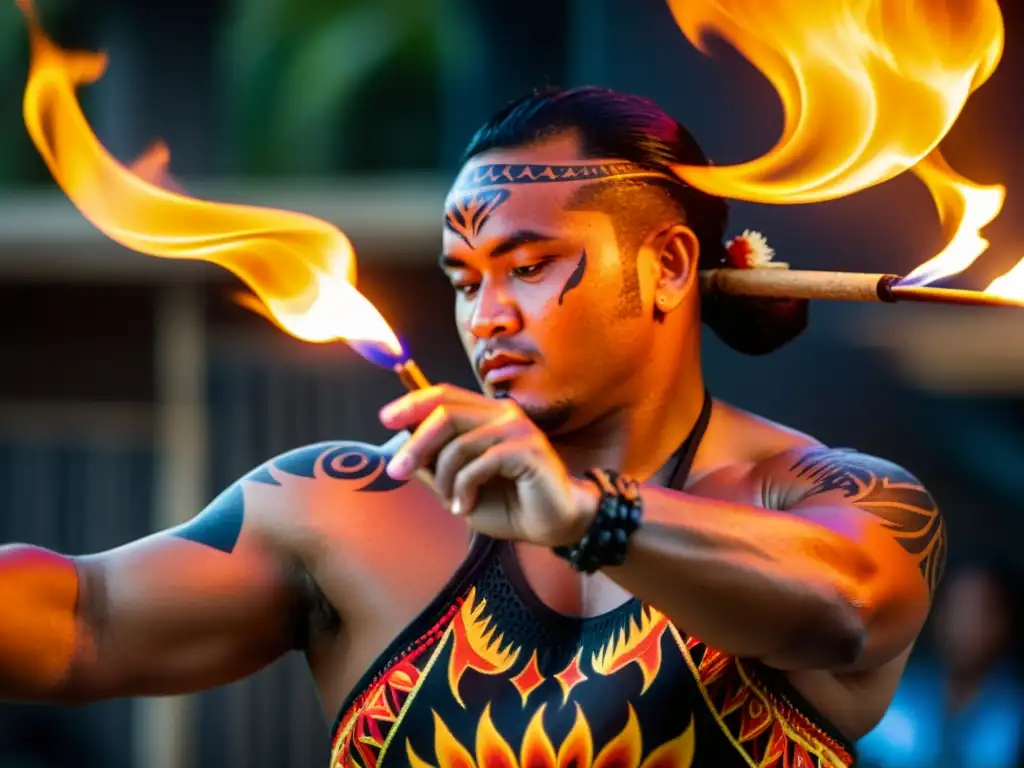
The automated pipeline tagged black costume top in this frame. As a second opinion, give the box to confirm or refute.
[329,397,855,768]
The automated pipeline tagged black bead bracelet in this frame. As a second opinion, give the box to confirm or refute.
[553,468,643,574]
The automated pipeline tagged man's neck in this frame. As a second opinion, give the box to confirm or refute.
[551,369,707,484]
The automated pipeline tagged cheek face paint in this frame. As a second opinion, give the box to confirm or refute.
[558,250,587,305]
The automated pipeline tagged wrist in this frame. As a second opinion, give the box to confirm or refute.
[561,477,601,546]
[553,469,644,574]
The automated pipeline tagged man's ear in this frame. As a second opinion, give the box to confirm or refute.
[652,224,699,313]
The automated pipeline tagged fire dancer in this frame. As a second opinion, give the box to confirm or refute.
[0,87,944,767]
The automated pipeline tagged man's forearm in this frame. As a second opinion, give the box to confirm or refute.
[0,544,83,701]
[601,487,875,668]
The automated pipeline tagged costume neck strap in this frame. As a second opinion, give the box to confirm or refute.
[667,390,714,491]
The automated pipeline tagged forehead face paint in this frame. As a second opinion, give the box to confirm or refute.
[453,161,671,191]
[444,160,676,252]
[444,188,511,249]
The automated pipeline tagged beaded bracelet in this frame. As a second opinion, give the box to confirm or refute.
[553,469,642,574]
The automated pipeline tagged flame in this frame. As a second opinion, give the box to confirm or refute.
[18,0,404,362]
[667,0,1004,203]
[986,256,1024,296]
[447,588,521,707]
[901,150,1006,286]
[667,0,1024,299]
[591,605,671,694]
[508,650,545,706]
[406,704,695,768]
[554,705,594,768]
[553,649,590,704]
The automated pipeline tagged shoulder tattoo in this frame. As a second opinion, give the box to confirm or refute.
[172,440,408,554]
[790,448,947,595]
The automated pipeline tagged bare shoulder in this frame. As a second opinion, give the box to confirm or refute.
[168,433,454,628]
[748,435,933,521]
[750,435,946,598]
[171,433,444,560]
[701,399,932,484]
[698,402,945,589]
[702,400,820,464]
[689,399,820,491]
[707,401,927,489]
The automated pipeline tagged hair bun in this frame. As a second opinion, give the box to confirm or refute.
[700,232,808,355]
[701,292,809,356]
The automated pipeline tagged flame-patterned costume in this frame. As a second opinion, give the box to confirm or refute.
[330,399,854,767]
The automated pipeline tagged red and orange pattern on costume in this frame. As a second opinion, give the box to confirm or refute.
[328,541,855,768]
[677,632,853,767]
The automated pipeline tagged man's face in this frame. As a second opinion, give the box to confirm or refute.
[440,136,682,434]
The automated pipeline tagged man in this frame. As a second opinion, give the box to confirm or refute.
[0,87,945,767]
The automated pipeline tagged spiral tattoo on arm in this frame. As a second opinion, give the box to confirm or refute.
[168,441,407,645]
[173,441,408,554]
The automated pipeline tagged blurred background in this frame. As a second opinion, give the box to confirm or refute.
[0,0,1023,766]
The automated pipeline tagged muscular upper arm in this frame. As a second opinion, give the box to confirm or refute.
[762,446,946,666]
[67,471,303,700]
[68,438,407,700]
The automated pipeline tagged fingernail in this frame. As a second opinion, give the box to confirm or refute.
[380,403,400,422]
[387,454,409,478]
[451,498,463,516]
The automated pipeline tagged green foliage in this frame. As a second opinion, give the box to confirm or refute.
[219,0,448,175]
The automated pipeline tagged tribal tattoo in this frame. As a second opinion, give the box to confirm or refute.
[172,441,407,554]
[558,250,587,305]
[444,188,510,248]
[172,483,247,554]
[790,449,947,595]
[453,162,672,191]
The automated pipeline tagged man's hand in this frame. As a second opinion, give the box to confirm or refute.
[380,385,596,547]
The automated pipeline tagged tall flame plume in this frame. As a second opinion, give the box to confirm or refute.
[17,0,404,362]
[667,0,1024,299]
